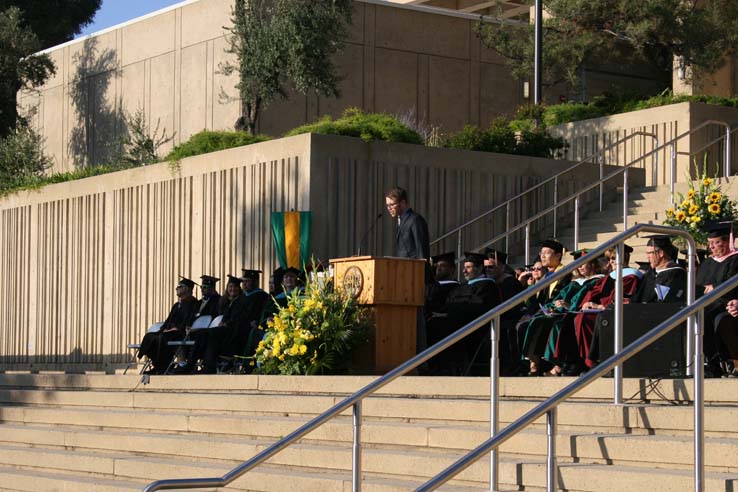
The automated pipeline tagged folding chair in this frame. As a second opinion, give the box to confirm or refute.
[125,322,164,375]
[164,315,213,374]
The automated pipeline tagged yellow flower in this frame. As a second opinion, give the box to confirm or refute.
[288,344,299,356]
[709,203,721,214]
[288,305,296,314]
[709,192,721,203]
[299,344,308,355]
[692,216,701,224]
[687,190,696,199]
[688,204,699,215]
[675,211,687,222]
[681,199,692,208]
[703,178,713,186]
[666,208,674,216]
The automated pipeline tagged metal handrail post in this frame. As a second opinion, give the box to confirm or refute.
[670,143,677,205]
[725,126,731,177]
[686,242,696,377]
[489,317,499,492]
[553,177,558,239]
[573,196,580,251]
[599,155,604,212]
[353,401,362,492]
[694,309,705,492]
[613,242,623,404]
[525,223,531,265]
[505,203,510,255]
[457,231,463,281]
[623,168,629,231]
[546,408,557,492]
[652,137,659,185]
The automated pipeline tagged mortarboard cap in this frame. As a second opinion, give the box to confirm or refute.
[484,248,508,264]
[283,267,301,277]
[178,276,195,289]
[540,239,564,254]
[705,220,734,239]
[226,274,242,286]
[623,244,634,254]
[241,269,262,281]
[462,252,486,266]
[199,275,219,287]
[569,249,588,259]
[431,252,455,265]
[635,261,651,271]
[679,248,709,264]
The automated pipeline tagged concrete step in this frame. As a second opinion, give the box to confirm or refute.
[0,467,145,492]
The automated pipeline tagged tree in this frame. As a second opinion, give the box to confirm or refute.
[478,0,738,92]
[220,0,353,134]
[0,0,100,136]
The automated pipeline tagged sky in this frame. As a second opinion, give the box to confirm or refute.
[76,0,185,38]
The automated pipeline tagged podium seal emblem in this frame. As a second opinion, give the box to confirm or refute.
[342,266,364,298]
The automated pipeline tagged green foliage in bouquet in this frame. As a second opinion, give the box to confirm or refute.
[254,275,370,375]
[663,165,737,245]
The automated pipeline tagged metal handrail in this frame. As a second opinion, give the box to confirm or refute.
[142,223,696,492]
[473,119,732,261]
[433,119,730,265]
[430,131,659,246]
[418,255,738,492]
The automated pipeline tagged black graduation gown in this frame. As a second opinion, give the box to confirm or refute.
[242,288,270,356]
[630,264,687,304]
[695,254,738,364]
[137,296,199,373]
[425,280,460,316]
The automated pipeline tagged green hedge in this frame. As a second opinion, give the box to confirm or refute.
[284,107,424,144]
[541,91,738,126]
[165,130,270,161]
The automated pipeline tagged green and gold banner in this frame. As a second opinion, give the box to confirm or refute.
[271,211,312,269]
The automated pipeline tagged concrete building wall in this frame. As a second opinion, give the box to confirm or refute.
[0,134,640,371]
[21,0,664,175]
[549,102,738,186]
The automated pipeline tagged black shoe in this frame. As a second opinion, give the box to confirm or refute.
[170,364,193,375]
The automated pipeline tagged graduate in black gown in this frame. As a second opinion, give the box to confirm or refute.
[137,276,199,374]
[630,236,687,304]
[170,275,221,374]
[695,223,738,375]
[202,275,252,373]
[425,252,460,317]
[241,268,271,360]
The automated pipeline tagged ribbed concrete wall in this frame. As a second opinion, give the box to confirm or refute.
[0,134,640,371]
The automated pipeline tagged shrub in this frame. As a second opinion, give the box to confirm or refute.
[284,107,424,144]
[0,125,52,193]
[165,130,270,161]
[442,117,566,158]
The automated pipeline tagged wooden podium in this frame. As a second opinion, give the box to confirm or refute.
[331,256,426,373]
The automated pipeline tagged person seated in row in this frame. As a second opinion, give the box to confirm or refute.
[425,252,500,374]
[425,252,459,317]
[509,239,572,375]
[584,235,687,369]
[520,249,604,376]
[137,277,199,374]
[484,249,525,302]
[572,245,642,371]
[694,222,738,376]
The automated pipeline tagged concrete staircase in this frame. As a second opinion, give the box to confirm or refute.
[555,181,720,261]
[0,374,736,491]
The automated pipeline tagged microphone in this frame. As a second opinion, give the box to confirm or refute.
[357,212,383,256]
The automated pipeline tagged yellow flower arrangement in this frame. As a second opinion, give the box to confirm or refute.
[664,164,736,245]
[254,269,370,375]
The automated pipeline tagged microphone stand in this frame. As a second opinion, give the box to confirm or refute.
[357,212,383,256]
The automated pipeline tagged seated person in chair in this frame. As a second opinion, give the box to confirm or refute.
[170,274,221,374]
[241,268,271,362]
[137,276,199,374]
[202,275,251,374]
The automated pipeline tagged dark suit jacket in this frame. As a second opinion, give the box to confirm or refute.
[396,208,430,260]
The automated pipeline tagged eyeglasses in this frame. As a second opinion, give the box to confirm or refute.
[532,267,545,271]
[386,201,400,209]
